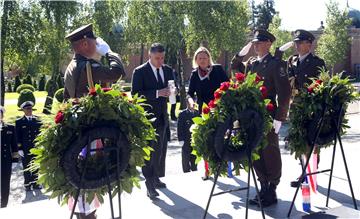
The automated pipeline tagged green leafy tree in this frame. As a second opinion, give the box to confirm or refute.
[14,75,22,92]
[254,0,276,30]
[56,74,63,89]
[38,74,46,91]
[316,0,351,73]
[7,81,12,92]
[16,84,36,93]
[23,74,32,85]
[17,89,36,108]
[268,14,293,59]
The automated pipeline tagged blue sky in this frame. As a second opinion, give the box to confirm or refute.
[255,0,360,30]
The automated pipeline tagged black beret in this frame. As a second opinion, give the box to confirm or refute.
[293,29,315,42]
[65,23,96,42]
[252,29,276,43]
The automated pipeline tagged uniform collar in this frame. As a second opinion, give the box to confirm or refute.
[299,52,311,63]
[257,53,270,63]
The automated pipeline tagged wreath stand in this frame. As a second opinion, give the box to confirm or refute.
[69,136,123,219]
[287,104,358,217]
[203,109,266,219]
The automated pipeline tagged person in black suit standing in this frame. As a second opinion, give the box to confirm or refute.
[131,43,174,199]
[15,101,42,191]
[1,106,19,208]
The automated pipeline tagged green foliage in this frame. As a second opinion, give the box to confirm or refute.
[56,74,63,89]
[253,0,276,30]
[7,81,12,92]
[38,75,46,91]
[22,74,32,85]
[30,84,156,205]
[54,88,64,103]
[268,14,294,59]
[45,78,58,93]
[316,0,352,72]
[288,71,359,159]
[191,73,273,175]
[16,84,35,93]
[17,89,36,108]
[33,79,37,89]
[14,76,22,92]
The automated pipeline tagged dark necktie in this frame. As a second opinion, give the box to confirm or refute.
[156,68,164,88]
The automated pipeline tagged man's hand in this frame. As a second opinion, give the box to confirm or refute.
[273,120,282,134]
[96,37,111,56]
[187,97,195,110]
[18,150,24,158]
[158,87,171,97]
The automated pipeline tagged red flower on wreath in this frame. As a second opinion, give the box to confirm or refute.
[307,87,314,93]
[208,100,217,109]
[102,87,112,92]
[235,72,245,83]
[202,106,210,114]
[231,83,239,89]
[214,90,222,100]
[266,103,275,111]
[260,86,267,98]
[121,92,128,97]
[219,82,230,91]
[315,79,323,85]
[55,111,64,124]
[89,88,97,96]
[255,74,262,83]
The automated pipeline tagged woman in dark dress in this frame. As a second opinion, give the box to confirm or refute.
[186,47,229,179]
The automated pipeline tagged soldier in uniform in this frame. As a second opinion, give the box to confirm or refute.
[287,29,326,188]
[15,101,42,191]
[287,29,326,95]
[64,23,125,99]
[231,29,291,207]
[1,106,19,208]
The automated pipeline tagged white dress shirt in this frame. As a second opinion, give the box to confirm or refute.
[149,61,165,98]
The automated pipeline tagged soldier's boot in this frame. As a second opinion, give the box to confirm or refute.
[261,183,278,207]
[249,182,268,205]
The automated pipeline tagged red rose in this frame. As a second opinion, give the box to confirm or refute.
[102,87,112,92]
[260,86,267,98]
[315,79,323,84]
[202,106,210,114]
[89,88,97,96]
[121,92,128,97]
[55,111,64,124]
[255,74,262,83]
[231,83,239,89]
[219,82,230,91]
[214,91,222,100]
[208,100,216,109]
[266,103,275,111]
[307,87,314,93]
[235,73,245,83]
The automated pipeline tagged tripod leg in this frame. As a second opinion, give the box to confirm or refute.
[203,163,222,219]
[287,145,314,217]
[70,189,81,219]
[326,136,337,207]
[245,166,250,219]
[249,161,265,219]
[337,131,358,210]
[116,148,122,219]
[105,151,115,219]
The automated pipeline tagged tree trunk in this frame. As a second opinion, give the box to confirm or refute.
[178,50,187,110]
[1,1,11,106]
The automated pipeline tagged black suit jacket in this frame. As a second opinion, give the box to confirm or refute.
[131,61,174,125]
[1,123,18,164]
[15,116,42,154]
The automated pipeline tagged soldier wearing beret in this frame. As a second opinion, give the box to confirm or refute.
[287,30,326,188]
[64,23,125,99]
[15,101,42,191]
[1,106,19,207]
[288,29,326,94]
[231,29,291,207]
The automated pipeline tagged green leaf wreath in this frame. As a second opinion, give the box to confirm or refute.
[191,72,273,175]
[288,71,359,159]
[29,84,156,205]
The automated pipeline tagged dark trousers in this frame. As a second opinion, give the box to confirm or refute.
[142,117,168,180]
[253,130,282,185]
[1,161,12,208]
[22,154,37,188]
[182,143,197,173]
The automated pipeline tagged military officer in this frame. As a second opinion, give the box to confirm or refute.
[1,106,19,207]
[288,29,326,94]
[63,23,125,99]
[15,101,42,191]
[231,29,291,207]
[287,29,326,188]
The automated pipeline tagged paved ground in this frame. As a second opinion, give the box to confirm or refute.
[1,103,360,218]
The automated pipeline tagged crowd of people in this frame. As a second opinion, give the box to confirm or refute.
[1,23,326,219]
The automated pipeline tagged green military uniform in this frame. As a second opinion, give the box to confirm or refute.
[63,23,125,99]
[231,29,291,207]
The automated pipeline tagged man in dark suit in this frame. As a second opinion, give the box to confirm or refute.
[1,106,19,208]
[231,29,291,207]
[131,43,174,199]
[15,101,42,191]
[287,29,326,188]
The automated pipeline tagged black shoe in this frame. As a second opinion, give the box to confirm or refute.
[25,186,32,192]
[154,178,166,188]
[147,189,159,199]
[261,183,278,207]
[290,180,301,188]
[202,175,210,181]
[249,182,268,206]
